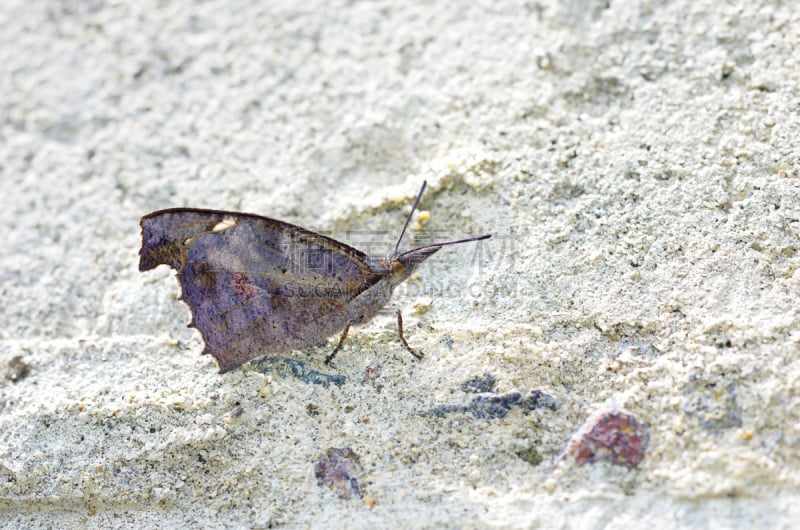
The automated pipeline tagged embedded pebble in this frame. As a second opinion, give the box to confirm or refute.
[3,356,30,383]
[253,357,346,387]
[314,447,364,500]
[684,381,742,432]
[459,373,497,393]
[361,364,383,393]
[555,402,649,469]
[421,390,557,419]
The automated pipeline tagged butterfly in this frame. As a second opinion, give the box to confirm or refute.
[139,181,490,373]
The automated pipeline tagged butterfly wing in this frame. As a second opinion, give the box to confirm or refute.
[140,208,381,372]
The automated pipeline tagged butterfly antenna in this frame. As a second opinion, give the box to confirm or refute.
[400,233,492,256]
[395,181,427,253]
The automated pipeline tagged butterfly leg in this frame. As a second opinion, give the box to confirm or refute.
[396,309,423,360]
[325,322,352,365]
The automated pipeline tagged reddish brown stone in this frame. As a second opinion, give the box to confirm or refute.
[556,403,649,469]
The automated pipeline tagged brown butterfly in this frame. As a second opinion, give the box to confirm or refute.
[139,181,490,373]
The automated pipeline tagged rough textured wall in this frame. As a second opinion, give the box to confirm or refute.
[1,0,798,527]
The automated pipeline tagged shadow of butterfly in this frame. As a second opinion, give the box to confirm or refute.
[139,181,490,373]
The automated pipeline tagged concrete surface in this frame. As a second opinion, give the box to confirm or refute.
[1,0,799,528]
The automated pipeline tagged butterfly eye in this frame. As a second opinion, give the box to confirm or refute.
[391,259,406,277]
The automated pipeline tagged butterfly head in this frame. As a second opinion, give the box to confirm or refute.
[377,180,490,284]
[368,245,441,283]
[393,245,443,281]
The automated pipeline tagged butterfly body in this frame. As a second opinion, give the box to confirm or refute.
[139,183,489,373]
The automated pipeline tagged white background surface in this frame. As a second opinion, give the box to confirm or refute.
[1,0,799,527]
